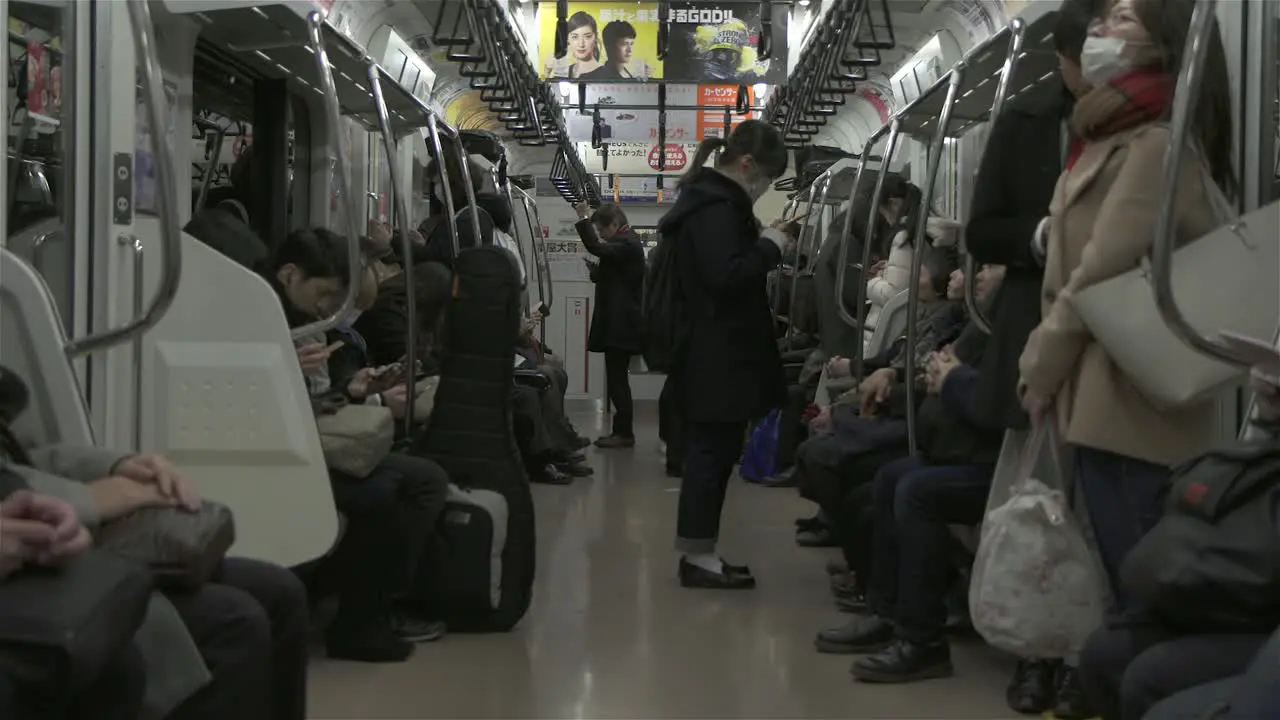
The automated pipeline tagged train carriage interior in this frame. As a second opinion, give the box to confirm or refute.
[1,0,1278,718]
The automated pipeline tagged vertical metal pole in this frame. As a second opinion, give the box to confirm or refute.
[905,66,965,456]
[846,120,902,382]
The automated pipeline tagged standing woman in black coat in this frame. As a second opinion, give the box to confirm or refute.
[659,120,792,590]
[572,202,646,447]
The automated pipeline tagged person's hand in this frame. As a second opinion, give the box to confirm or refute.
[573,202,591,221]
[367,219,393,247]
[0,491,58,579]
[825,356,851,379]
[112,454,201,512]
[1250,371,1280,423]
[1020,384,1053,425]
[383,384,409,419]
[89,476,180,522]
[23,494,90,567]
[346,366,385,400]
[859,368,895,407]
[926,351,961,395]
[297,343,335,373]
[809,405,832,433]
[408,229,426,247]
[871,260,887,277]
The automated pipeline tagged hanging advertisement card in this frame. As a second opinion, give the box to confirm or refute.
[663,2,787,84]
[538,2,661,81]
[563,83,697,143]
[694,84,753,139]
[580,141,700,175]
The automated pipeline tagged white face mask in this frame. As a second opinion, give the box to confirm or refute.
[432,182,447,205]
[1080,35,1134,87]
[746,174,771,202]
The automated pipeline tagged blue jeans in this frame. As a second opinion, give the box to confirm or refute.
[1074,447,1170,614]
[867,456,993,643]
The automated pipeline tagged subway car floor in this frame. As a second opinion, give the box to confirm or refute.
[308,401,1020,719]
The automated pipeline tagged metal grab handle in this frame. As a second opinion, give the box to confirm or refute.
[367,62,419,434]
[453,139,485,248]
[424,115,461,257]
[123,236,144,449]
[786,172,832,340]
[963,17,1027,335]
[904,64,966,457]
[514,187,549,311]
[516,187,554,310]
[1152,0,1245,367]
[840,119,901,383]
[66,0,183,358]
[194,125,228,214]
[769,197,801,320]
[288,12,363,342]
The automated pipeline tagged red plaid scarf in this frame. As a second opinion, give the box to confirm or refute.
[1067,69,1173,170]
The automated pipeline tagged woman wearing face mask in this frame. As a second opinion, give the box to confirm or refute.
[1018,0,1235,622]
[658,119,792,590]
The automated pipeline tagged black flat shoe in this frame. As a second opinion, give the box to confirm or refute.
[678,557,756,589]
[1052,665,1095,720]
[721,559,753,577]
[758,467,798,488]
[796,527,838,547]
[814,615,894,654]
[835,593,869,615]
[555,461,594,477]
[532,464,573,485]
[1006,659,1056,715]
[851,639,953,684]
[795,514,825,531]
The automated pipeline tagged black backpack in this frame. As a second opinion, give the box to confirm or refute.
[641,230,688,373]
[1121,439,1280,632]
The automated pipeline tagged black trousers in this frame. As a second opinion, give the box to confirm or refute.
[0,643,147,720]
[866,456,992,644]
[326,452,447,620]
[659,377,685,472]
[1078,620,1269,720]
[604,351,634,438]
[676,420,746,554]
[167,558,311,720]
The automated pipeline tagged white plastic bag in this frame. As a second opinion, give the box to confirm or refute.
[969,423,1104,659]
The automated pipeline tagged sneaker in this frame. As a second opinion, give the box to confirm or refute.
[393,614,447,643]
[326,616,415,663]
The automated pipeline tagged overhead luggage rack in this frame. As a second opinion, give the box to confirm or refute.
[896,12,1060,139]
[169,1,426,134]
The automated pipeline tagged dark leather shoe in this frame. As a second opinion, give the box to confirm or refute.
[1006,659,1056,714]
[555,461,594,477]
[1052,665,1095,719]
[572,436,592,450]
[678,557,756,589]
[851,639,953,683]
[835,593,869,614]
[532,464,573,485]
[721,559,752,577]
[561,451,587,464]
[813,616,894,654]
[665,462,683,478]
[795,514,825,531]
[594,434,636,449]
[796,527,837,547]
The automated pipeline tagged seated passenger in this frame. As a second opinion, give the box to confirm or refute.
[862,182,922,345]
[812,265,1006,684]
[0,488,146,720]
[803,262,976,604]
[411,154,509,268]
[1078,368,1280,720]
[0,368,308,719]
[264,228,449,661]
[1144,623,1280,720]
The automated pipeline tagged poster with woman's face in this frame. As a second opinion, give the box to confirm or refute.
[538,2,662,81]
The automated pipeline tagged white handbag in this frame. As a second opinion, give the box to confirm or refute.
[1069,159,1279,409]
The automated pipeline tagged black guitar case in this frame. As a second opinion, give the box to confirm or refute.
[412,245,535,632]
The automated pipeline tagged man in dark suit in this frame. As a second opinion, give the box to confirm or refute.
[964,0,1102,716]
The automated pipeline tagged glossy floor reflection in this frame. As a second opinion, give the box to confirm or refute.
[309,402,1020,718]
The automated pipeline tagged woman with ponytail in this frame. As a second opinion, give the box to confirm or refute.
[658,120,793,590]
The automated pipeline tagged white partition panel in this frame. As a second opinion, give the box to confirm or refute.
[139,234,338,567]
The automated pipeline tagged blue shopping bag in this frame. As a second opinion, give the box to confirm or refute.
[739,409,781,483]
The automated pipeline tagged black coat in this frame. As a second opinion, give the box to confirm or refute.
[661,168,785,423]
[965,82,1073,431]
[575,220,645,354]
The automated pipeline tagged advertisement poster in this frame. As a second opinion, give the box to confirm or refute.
[580,142,699,175]
[539,2,661,81]
[695,84,753,139]
[134,76,178,217]
[563,83,696,143]
[663,2,786,84]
